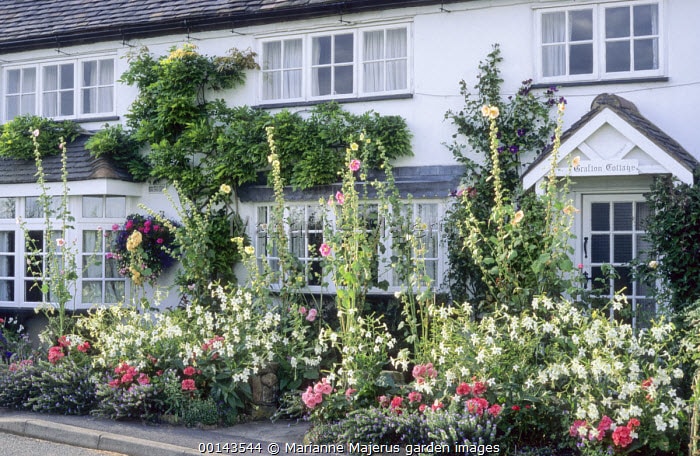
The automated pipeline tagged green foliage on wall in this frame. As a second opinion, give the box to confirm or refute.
[641,175,700,315]
[0,115,80,159]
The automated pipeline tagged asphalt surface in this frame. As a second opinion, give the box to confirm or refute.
[0,408,312,456]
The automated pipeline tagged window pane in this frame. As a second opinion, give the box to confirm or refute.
[60,64,74,89]
[542,12,565,44]
[606,7,630,39]
[82,87,96,113]
[386,28,407,59]
[21,94,36,115]
[615,266,632,295]
[106,257,120,278]
[7,69,20,93]
[634,4,658,36]
[591,234,610,263]
[105,281,124,303]
[82,281,102,303]
[0,280,13,301]
[313,67,331,96]
[334,66,353,94]
[334,34,354,63]
[0,231,14,253]
[98,86,113,112]
[591,203,610,231]
[83,230,100,253]
[570,10,593,41]
[106,196,126,218]
[83,257,103,278]
[635,202,649,230]
[313,36,331,65]
[83,61,97,86]
[60,91,74,116]
[98,59,114,85]
[613,234,633,262]
[263,42,281,70]
[607,41,630,72]
[44,66,58,90]
[83,196,103,218]
[284,39,302,67]
[634,38,658,70]
[614,202,632,230]
[263,72,281,100]
[570,43,593,74]
[0,198,15,218]
[23,68,36,92]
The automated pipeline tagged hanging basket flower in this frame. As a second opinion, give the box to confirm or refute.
[109,214,178,285]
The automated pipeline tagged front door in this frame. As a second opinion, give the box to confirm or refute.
[581,194,655,327]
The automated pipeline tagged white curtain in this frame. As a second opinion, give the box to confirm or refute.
[262,42,281,100]
[283,39,302,98]
[542,12,566,77]
[42,66,59,117]
[97,60,114,113]
[363,30,383,92]
[386,28,407,91]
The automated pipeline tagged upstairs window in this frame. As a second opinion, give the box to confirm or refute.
[3,57,115,121]
[537,2,661,82]
[260,24,410,103]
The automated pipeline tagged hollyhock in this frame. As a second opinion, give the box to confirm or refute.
[335,191,345,205]
[183,366,196,376]
[319,243,331,257]
[349,159,361,172]
[306,308,318,322]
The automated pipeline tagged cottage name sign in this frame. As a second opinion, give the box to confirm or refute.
[558,159,639,176]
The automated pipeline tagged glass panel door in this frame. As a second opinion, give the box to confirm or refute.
[582,194,653,327]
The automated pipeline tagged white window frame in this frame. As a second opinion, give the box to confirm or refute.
[535,1,664,84]
[2,55,116,122]
[258,22,412,103]
[253,200,444,293]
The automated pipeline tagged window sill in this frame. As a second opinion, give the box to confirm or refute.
[532,76,669,89]
[255,93,413,110]
[74,115,120,124]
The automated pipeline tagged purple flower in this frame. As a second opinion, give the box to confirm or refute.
[509,145,519,154]
[517,128,526,137]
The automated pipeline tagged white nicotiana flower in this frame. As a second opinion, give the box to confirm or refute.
[654,415,667,432]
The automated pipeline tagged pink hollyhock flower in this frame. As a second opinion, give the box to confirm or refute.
[335,191,345,205]
[408,391,422,403]
[299,306,307,316]
[137,373,150,385]
[306,308,318,322]
[112,224,120,231]
[612,425,633,448]
[349,159,361,172]
[183,366,196,376]
[125,220,134,230]
[456,382,472,396]
[418,404,427,413]
[390,396,403,410]
[121,373,134,384]
[412,363,438,384]
[313,378,333,396]
[156,238,164,244]
[302,386,323,409]
[181,379,197,391]
[345,388,356,399]
[319,243,331,257]
[77,341,91,353]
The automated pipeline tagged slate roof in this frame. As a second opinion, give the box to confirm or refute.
[525,93,698,175]
[0,0,458,53]
[0,135,133,184]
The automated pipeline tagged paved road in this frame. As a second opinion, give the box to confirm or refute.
[1,432,126,456]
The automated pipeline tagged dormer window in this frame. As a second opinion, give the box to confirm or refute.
[3,56,115,121]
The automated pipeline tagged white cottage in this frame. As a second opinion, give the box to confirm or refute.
[0,0,696,315]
